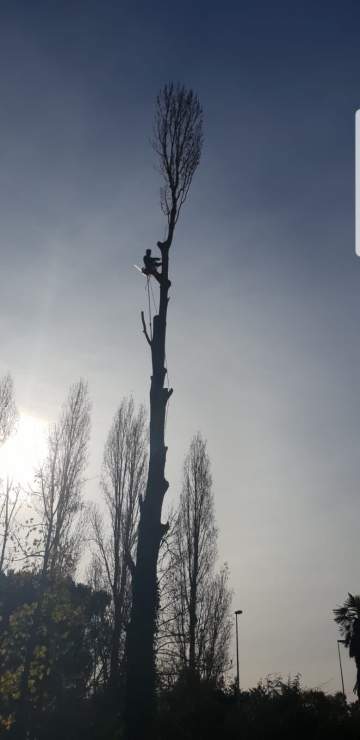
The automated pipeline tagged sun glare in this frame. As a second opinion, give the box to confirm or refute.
[0,412,48,486]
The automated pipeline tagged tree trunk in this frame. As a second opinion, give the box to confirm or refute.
[109,558,127,691]
[110,595,121,690]
[355,656,360,701]
[125,80,203,738]
[189,519,200,676]
[189,559,198,676]
[125,236,173,740]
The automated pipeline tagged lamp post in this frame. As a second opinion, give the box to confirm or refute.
[235,609,243,694]
[337,639,346,697]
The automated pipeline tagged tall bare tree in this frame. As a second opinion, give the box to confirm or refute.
[179,433,216,675]
[158,434,232,685]
[16,380,90,736]
[0,373,17,445]
[32,379,90,578]
[126,84,203,739]
[90,398,147,692]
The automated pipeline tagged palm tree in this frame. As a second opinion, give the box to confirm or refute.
[334,593,360,700]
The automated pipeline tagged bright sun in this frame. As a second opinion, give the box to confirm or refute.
[0,412,48,486]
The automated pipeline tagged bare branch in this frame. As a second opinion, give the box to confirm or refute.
[141,310,152,346]
[152,83,203,242]
[0,478,20,572]
[31,379,91,578]
[0,373,18,445]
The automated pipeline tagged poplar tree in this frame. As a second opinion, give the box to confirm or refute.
[125,84,203,739]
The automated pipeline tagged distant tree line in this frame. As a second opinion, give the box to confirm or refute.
[0,377,232,737]
[1,374,360,739]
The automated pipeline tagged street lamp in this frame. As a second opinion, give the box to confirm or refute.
[235,609,243,694]
[337,639,346,697]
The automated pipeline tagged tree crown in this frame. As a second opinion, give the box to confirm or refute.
[153,83,203,231]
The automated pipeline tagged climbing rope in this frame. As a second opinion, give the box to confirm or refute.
[149,277,157,316]
[146,276,153,340]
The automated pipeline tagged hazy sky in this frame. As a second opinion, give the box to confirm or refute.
[1,0,360,696]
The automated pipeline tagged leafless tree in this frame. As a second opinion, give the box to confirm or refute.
[16,380,90,735]
[126,83,203,740]
[198,564,232,682]
[158,435,232,685]
[0,373,17,445]
[90,398,147,691]
[0,478,20,572]
[31,379,90,578]
[176,433,216,675]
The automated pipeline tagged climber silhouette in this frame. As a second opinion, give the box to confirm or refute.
[142,249,162,281]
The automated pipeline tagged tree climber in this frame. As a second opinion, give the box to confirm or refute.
[142,249,162,281]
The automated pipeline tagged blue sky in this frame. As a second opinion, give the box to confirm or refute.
[1,0,360,695]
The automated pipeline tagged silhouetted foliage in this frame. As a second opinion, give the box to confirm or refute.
[2,588,359,740]
[334,593,360,700]
[0,571,109,738]
[158,674,360,740]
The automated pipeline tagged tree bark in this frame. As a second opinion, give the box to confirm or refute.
[125,233,173,740]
